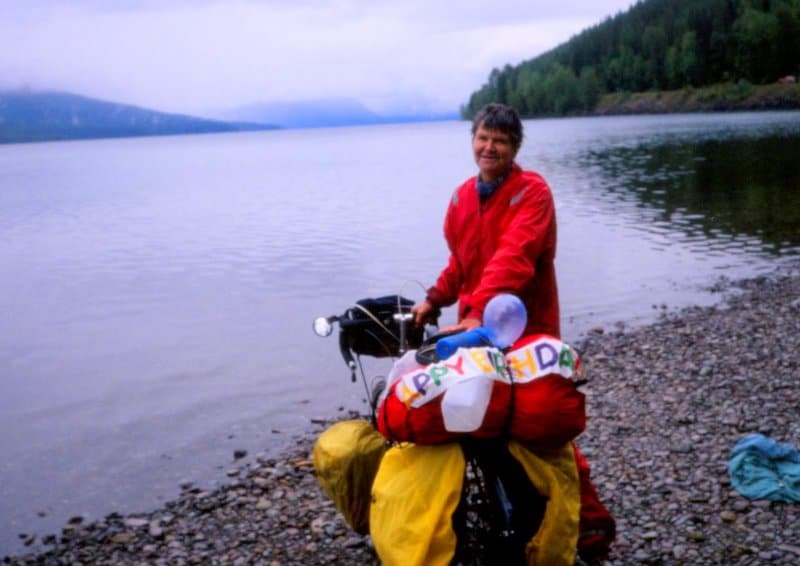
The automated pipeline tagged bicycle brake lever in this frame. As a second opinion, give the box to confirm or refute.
[338,331,358,382]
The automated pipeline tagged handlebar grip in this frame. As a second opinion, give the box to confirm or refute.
[435,328,494,360]
[338,317,374,329]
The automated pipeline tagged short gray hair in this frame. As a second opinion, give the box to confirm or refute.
[471,103,523,150]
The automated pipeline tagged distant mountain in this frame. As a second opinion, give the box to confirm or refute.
[216,98,459,129]
[0,90,279,144]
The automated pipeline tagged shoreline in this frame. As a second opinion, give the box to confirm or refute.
[5,262,800,565]
[592,82,800,116]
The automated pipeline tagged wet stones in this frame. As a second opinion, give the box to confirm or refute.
[4,264,800,565]
[574,264,800,565]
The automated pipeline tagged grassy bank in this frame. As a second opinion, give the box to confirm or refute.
[595,82,800,115]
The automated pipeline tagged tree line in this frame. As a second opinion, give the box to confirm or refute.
[462,0,800,117]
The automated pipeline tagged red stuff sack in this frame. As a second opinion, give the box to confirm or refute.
[376,335,587,448]
[376,346,512,444]
[504,334,587,449]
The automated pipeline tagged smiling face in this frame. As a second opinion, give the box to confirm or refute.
[472,123,518,183]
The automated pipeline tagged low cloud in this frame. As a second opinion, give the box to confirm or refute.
[0,1,634,114]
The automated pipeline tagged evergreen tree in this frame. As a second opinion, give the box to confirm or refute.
[462,0,800,118]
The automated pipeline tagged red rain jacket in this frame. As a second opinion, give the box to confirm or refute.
[427,163,560,338]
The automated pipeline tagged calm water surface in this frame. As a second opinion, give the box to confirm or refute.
[1,112,800,553]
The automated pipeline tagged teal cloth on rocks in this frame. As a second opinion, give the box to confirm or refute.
[728,433,800,502]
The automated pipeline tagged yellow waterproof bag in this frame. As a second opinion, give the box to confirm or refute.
[370,443,465,566]
[370,440,580,566]
[508,441,581,565]
[312,420,387,534]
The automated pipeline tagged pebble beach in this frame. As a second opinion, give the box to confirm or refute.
[4,263,799,565]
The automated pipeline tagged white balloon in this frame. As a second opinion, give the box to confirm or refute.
[483,294,527,348]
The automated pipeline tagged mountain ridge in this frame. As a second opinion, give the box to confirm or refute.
[0,90,278,144]
[213,97,458,129]
[0,90,460,144]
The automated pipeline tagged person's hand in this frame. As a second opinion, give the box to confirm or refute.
[411,299,437,326]
[440,317,481,333]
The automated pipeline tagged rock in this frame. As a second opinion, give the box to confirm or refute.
[148,521,164,538]
[110,532,135,544]
[123,517,148,528]
[778,544,800,556]
[310,516,327,534]
[142,544,159,557]
[42,534,57,545]
[6,268,800,566]
[687,530,706,542]
[732,499,750,512]
[343,536,366,548]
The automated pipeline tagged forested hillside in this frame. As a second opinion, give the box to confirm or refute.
[463,0,800,117]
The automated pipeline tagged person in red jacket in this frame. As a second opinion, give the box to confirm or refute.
[413,102,615,562]
[412,102,559,338]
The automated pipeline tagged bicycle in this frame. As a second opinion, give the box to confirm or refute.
[313,293,552,565]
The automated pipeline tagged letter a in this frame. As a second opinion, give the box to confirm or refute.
[559,346,575,370]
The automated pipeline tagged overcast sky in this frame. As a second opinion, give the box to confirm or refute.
[0,1,636,115]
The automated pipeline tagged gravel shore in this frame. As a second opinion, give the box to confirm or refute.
[5,264,800,565]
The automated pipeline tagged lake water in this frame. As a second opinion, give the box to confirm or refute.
[2,111,800,554]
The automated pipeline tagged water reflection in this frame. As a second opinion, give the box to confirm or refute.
[584,127,800,257]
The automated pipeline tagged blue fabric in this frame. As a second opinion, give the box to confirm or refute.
[728,433,800,502]
[476,167,511,200]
